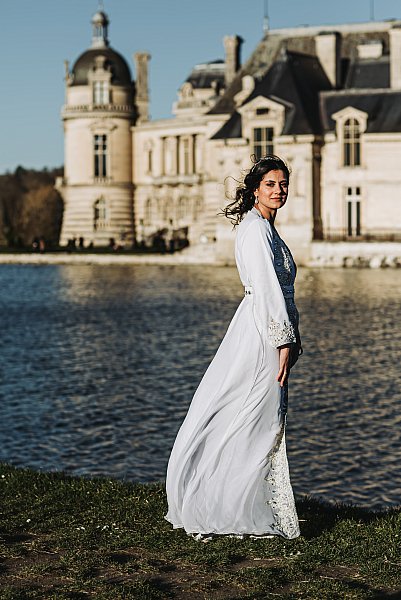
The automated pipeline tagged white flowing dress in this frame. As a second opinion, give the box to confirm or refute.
[165,206,301,539]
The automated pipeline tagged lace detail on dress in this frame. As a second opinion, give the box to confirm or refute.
[268,316,296,348]
[272,232,295,289]
[270,227,300,340]
[264,424,300,540]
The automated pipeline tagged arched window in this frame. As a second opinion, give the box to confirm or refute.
[343,119,361,167]
[94,197,107,230]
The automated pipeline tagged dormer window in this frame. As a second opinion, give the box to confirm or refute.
[238,96,284,162]
[256,108,270,116]
[343,118,361,167]
[93,81,109,105]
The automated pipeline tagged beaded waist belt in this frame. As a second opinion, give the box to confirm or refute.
[244,285,294,298]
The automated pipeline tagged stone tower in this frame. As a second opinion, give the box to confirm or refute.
[59,10,137,246]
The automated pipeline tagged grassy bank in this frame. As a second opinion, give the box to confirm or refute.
[0,464,400,599]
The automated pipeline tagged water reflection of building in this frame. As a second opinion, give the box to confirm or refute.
[58,11,401,265]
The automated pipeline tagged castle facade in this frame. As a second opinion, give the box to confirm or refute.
[59,12,401,265]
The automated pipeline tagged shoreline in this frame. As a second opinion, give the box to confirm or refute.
[1,462,400,598]
[0,251,230,266]
[0,244,401,267]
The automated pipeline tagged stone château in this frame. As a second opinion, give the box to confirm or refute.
[58,11,401,266]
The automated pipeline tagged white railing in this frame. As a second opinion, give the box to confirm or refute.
[62,104,134,114]
[93,177,112,184]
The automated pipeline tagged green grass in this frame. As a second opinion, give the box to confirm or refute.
[0,463,400,599]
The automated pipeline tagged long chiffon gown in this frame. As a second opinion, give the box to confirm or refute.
[165,206,301,539]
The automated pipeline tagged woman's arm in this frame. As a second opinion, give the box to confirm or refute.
[240,219,296,350]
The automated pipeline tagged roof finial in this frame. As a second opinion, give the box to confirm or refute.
[91,6,109,48]
[263,0,270,34]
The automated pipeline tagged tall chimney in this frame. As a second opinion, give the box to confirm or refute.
[224,35,243,87]
[315,32,341,88]
[389,26,401,89]
[134,52,151,123]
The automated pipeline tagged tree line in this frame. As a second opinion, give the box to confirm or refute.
[0,166,64,248]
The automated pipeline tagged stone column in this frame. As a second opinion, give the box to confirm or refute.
[389,26,401,89]
[134,52,151,122]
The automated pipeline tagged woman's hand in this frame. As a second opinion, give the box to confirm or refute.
[289,341,303,369]
[277,344,291,387]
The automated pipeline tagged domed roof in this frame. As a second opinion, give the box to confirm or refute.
[71,47,132,86]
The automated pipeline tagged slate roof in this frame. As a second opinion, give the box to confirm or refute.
[212,50,332,139]
[344,56,390,89]
[208,35,284,115]
[320,91,401,133]
[208,23,401,139]
[210,111,242,140]
[247,50,332,134]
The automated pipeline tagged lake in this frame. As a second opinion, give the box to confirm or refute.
[0,264,400,509]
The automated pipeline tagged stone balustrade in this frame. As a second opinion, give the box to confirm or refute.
[62,104,134,116]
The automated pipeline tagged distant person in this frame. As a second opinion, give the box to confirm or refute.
[152,232,166,253]
[66,238,76,253]
[78,237,85,249]
[165,155,303,540]
[39,238,46,254]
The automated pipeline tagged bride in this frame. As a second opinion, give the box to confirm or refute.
[165,155,302,539]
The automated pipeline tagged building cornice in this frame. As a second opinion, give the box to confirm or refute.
[58,180,134,189]
[131,116,210,132]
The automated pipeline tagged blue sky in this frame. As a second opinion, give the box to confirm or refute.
[0,0,400,172]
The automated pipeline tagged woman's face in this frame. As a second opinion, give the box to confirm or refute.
[254,169,289,211]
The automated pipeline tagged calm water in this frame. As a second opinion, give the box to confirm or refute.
[0,264,400,509]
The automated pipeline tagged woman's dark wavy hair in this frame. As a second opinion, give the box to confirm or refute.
[220,154,290,226]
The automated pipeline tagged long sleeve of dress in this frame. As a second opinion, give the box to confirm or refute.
[240,219,296,349]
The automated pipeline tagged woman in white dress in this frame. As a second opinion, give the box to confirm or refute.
[165,155,302,540]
